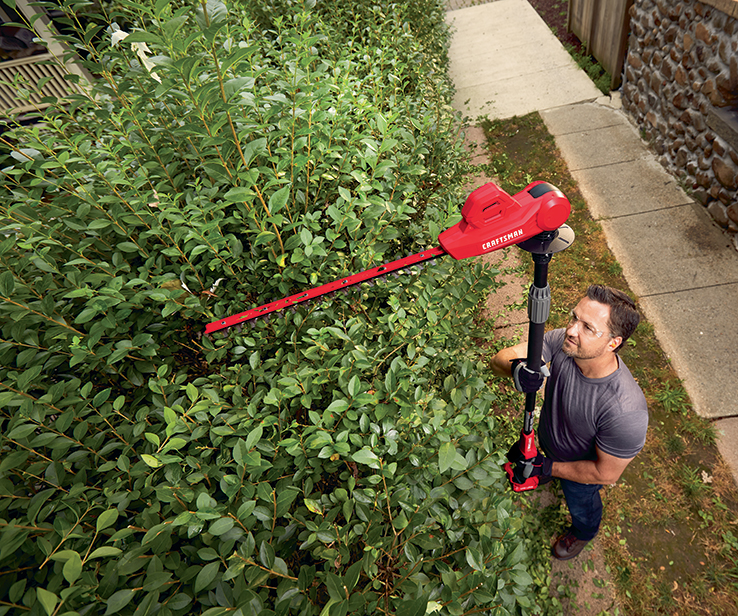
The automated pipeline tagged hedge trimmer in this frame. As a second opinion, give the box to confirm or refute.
[204,179,574,492]
[205,180,572,336]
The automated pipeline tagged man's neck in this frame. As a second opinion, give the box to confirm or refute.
[575,354,619,379]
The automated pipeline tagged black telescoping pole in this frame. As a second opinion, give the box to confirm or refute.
[522,251,552,435]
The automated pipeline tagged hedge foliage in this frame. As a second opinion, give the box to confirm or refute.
[0,0,536,614]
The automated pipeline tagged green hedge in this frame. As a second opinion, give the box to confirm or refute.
[0,1,536,614]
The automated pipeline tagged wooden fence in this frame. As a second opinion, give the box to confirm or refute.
[568,0,634,90]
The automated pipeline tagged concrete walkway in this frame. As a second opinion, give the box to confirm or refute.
[446,0,738,611]
[446,0,601,120]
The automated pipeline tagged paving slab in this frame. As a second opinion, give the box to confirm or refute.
[540,101,631,135]
[446,0,600,120]
[540,121,648,170]
[571,157,692,219]
[598,205,738,297]
[715,418,738,478]
[639,285,738,419]
[451,42,586,91]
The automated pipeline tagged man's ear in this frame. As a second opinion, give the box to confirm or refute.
[608,336,622,352]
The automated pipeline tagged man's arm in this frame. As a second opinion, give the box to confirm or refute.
[490,341,529,378]
[551,446,633,485]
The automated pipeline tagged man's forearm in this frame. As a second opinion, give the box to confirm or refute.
[490,346,519,378]
[551,460,617,485]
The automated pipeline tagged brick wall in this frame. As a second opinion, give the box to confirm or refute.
[622,0,738,248]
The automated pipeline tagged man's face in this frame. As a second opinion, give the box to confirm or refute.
[562,297,614,360]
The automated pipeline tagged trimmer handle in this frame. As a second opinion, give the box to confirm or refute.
[503,430,541,492]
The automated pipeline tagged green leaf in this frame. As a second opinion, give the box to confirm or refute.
[209,517,234,536]
[325,399,349,415]
[63,551,82,583]
[37,588,58,616]
[31,257,57,273]
[75,307,99,324]
[8,423,36,440]
[397,596,427,616]
[195,562,220,593]
[453,476,474,490]
[186,382,198,402]
[392,512,408,530]
[254,231,276,247]
[245,425,263,451]
[118,31,162,45]
[259,541,275,569]
[344,561,362,592]
[510,568,533,587]
[325,572,344,601]
[242,138,267,166]
[154,0,170,17]
[465,546,483,571]
[348,375,361,397]
[275,487,299,517]
[17,365,43,392]
[269,186,290,214]
[142,522,170,545]
[438,442,455,474]
[304,499,323,515]
[305,431,332,450]
[0,270,14,296]
[88,546,122,559]
[351,448,380,470]
[223,187,251,202]
[233,439,248,466]
[141,454,162,468]
[105,589,137,615]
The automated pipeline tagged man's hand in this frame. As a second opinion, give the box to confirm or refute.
[510,358,550,393]
[508,453,553,489]
[526,453,553,484]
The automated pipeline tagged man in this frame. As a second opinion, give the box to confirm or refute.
[491,285,648,560]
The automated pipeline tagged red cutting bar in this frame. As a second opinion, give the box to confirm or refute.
[205,246,447,335]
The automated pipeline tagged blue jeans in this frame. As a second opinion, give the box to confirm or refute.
[560,479,603,541]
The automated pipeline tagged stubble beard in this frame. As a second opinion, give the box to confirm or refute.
[561,337,603,361]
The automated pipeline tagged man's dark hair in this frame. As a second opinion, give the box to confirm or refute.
[586,285,640,352]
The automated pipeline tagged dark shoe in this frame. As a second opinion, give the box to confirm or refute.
[552,530,591,561]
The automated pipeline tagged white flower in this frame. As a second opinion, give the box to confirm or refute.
[111,30,129,47]
[111,29,161,83]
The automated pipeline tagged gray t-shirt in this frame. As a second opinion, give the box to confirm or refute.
[538,329,648,462]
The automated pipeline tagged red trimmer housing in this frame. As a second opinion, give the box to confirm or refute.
[438,181,571,259]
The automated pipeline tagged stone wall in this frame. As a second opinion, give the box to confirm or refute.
[621,0,738,248]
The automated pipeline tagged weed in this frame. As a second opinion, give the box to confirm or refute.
[665,434,686,455]
[683,416,717,445]
[607,261,623,277]
[563,43,611,94]
[674,464,710,502]
[655,382,691,414]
